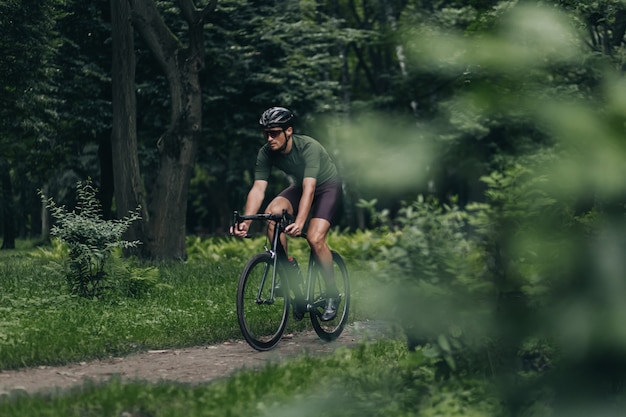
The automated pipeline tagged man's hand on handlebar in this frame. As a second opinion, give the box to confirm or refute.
[230,221,249,238]
[285,222,303,237]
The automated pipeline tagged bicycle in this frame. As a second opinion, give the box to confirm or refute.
[232,210,350,351]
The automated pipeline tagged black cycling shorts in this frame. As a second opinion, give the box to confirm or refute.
[278,179,342,223]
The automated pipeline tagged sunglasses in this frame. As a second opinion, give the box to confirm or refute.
[263,129,283,139]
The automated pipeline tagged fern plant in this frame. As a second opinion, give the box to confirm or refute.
[41,179,142,298]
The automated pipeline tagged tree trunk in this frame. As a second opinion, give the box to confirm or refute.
[0,158,15,249]
[110,0,148,254]
[148,135,197,258]
[144,72,201,258]
[127,0,216,259]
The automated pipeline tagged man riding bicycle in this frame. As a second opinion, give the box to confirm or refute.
[231,107,342,321]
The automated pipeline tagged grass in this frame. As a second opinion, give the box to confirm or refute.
[0,237,501,416]
[0,235,377,370]
[0,257,239,368]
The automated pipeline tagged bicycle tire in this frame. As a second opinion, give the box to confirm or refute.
[309,251,350,341]
[236,253,289,351]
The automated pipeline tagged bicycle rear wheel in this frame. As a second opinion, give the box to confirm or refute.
[236,253,289,351]
[309,251,350,341]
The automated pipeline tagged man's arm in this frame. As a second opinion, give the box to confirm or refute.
[232,180,268,237]
[245,180,268,216]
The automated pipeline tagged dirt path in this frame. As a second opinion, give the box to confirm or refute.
[0,322,386,396]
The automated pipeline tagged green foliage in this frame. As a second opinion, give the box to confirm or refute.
[367,195,493,373]
[364,155,576,379]
[467,160,565,292]
[106,253,162,299]
[326,226,397,264]
[333,12,626,408]
[31,241,163,299]
[41,179,142,298]
[186,235,261,264]
[185,233,311,265]
[362,134,626,415]
[377,196,475,286]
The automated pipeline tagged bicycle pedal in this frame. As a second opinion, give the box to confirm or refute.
[321,297,339,322]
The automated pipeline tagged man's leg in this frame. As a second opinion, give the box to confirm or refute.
[265,196,308,319]
[265,196,293,251]
[307,218,339,321]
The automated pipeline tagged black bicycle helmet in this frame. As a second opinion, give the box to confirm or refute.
[259,107,294,128]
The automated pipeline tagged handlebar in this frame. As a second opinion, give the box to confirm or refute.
[231,210,295,237]
[233,209,294,224]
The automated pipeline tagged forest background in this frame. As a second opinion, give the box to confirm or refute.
[3,0,626,415]
[3,0,620,259]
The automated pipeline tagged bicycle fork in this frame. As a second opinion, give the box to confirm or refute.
[255,257,279,305]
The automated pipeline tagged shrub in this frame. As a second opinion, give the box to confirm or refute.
[370,195,492,372]
[41,179,143,298]
[370,163,568,379]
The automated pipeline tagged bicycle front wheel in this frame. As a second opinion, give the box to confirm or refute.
[309,251,350,341]
[236,253,289,351]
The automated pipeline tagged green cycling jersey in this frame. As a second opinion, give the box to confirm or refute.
[254,134,338,185]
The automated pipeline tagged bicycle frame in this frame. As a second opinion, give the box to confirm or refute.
[233,210,301,304]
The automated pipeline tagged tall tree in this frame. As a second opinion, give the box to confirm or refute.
[110,0,145,253]
[110,0,217,259]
